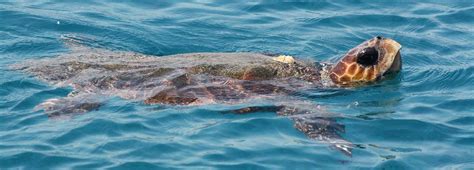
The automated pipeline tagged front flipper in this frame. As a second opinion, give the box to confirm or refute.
[35,93,103,118]
[226,106,284,114]
[226,105,353,156]
[290,115,353,156]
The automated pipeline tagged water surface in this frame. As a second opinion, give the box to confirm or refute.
[1,1,473,169]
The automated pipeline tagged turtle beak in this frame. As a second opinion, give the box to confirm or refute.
[386,50,401,74]
[378,38,402,77]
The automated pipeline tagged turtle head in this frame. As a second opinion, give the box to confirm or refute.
[329,36,402,86]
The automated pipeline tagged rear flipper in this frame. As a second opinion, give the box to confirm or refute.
[227,105,353,156]
[35,94,102,118]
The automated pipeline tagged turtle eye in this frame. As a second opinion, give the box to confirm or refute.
[356,47,379,67]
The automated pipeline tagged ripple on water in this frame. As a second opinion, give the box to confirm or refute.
[0,151,87,169]
[47,118,154,145]
[436,7,474,25]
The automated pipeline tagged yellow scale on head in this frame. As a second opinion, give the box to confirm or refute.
[330,36,402,86]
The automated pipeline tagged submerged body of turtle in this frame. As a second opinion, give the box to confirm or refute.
[13,36,402,156]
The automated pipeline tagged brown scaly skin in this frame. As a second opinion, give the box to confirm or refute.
[329,36,402,86]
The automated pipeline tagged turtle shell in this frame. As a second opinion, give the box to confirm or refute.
[14,50,323,105]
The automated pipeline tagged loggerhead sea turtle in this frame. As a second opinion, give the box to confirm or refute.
[12,36,402,156]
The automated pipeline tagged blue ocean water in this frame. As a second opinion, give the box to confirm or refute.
[1,1,473,169]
